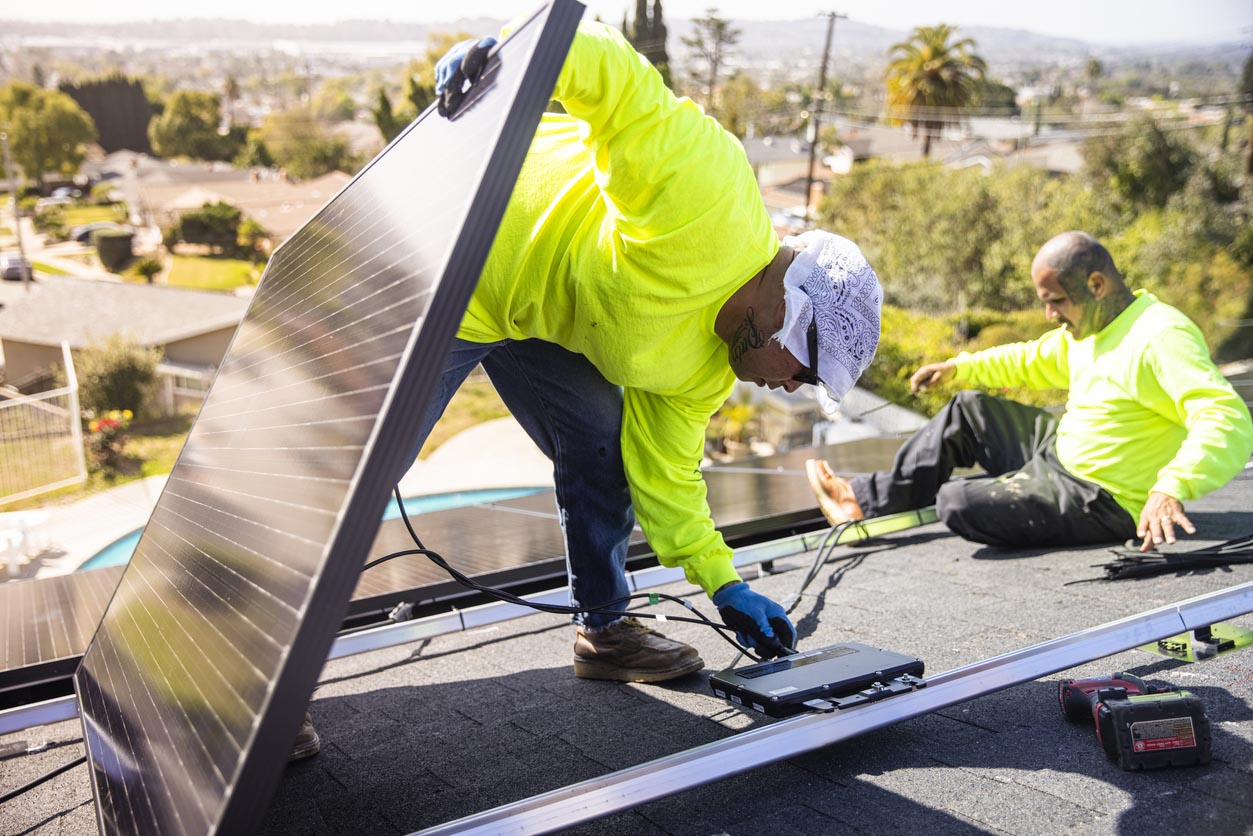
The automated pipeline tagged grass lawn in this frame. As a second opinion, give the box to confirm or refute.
[32,261,71,276]
[62,205,126,226]
[166,254,258,291]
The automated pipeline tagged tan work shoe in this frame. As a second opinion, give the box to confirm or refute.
[574,617,704,683]
[288,711,321,762]
[805,459,865,526]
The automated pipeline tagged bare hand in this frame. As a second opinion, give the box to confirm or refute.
[1136,491,1196,552]
[910,362,956,394]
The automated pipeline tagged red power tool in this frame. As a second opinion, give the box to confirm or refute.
[1058,672,1211,770]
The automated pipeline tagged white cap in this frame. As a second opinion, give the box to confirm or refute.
[775,230,882,402]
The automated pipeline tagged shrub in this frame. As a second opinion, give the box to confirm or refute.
[33,207,67,240]
[74,335,161,417]
[94,228,134,272]
[174,201,242,253]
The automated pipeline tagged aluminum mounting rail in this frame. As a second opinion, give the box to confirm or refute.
[411,580,1253,836]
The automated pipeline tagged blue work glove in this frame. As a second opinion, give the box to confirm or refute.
[434,36,497,117]
[712,582,796,659]
[435,38,491,94]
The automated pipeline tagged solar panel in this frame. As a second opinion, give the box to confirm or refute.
[72,3,583,833]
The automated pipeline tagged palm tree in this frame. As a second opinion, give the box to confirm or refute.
[885,24,986,158]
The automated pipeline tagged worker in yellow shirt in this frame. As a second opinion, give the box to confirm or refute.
[808,231,1253,554]
[290,20,882,763]
[430,25,880,674]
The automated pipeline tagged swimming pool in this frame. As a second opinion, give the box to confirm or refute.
[79,486,547,571]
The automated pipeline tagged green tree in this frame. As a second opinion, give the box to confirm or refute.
[148,90,237,160]
[1085,57,1104,82]
[234,132,274,169]
[132,256,162,283]
[372,86,405,143]
[682,9,739,116]
[0,83,97,189]
[372,32,467,143]
[625,0,671,87]
[884,24,987,158]
[257,107,354,180]
[973,79,1019,116]
[1081,117,1197,209]
[311,77,359,122]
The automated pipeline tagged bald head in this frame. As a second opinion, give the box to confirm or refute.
[1032,231,1125,300]
[1031,231,1135,339]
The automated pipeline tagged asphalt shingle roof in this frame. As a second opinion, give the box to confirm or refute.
[0,276,248,348]
[2,467,1251,835]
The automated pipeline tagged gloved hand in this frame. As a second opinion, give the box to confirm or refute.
[712,581,796,659]
[434,36,497,117]
[435,36,498,90]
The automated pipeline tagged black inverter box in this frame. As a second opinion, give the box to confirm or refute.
[711,642,925,717]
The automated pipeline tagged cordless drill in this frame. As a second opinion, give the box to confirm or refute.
[1057,672,1211,770]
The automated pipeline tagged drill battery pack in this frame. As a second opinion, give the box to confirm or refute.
[1095,690,1212,770]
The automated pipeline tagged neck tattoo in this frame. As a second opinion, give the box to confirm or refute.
[729,307,768,363]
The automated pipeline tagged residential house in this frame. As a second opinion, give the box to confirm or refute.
[0,277,248,413]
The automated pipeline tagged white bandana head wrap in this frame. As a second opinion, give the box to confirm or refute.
[775,230,882,403]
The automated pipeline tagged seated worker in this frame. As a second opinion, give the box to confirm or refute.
[292,19,883,762]
[807,231,1253,554]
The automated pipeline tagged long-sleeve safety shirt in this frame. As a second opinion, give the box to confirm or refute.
[456,21,778,593]
[950,290,1253,520]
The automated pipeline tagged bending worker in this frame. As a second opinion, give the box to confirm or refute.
[808,231,1252,553]
[431,23,881,676]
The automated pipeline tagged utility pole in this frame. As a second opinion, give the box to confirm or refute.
[1,132,33,292]
[803,11,846,226]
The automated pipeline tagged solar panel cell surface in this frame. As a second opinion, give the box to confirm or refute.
[73,4,584,834]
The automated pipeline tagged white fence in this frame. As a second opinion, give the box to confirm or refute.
[0,342,87,505]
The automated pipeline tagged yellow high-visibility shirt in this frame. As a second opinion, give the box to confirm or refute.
[951,291,1253,520]
[458,21,778,593]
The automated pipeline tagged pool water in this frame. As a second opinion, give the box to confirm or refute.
[79,486,546,571]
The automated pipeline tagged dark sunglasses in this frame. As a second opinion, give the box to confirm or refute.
[792,316,819,386]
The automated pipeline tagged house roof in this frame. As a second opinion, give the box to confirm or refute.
[0,276,248,349]
[140,172,353,242]
[3,456,1251,835]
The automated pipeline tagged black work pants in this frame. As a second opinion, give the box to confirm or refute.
[850,391,1136,547]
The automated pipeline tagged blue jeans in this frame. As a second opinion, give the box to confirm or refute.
[410,338,634,630]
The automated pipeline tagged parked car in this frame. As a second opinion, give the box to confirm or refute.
[71,222,132,244]
[0,253,32,281]
[51,186,83,199]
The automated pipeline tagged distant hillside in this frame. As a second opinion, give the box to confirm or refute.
[0,15,1241,77]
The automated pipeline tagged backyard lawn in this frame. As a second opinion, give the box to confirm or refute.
[165,254,258,291]
[62,205,127,226]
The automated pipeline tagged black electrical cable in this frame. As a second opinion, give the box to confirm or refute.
[1067,532,1253,583]
[0,754,86,805]
[373,487,764,661]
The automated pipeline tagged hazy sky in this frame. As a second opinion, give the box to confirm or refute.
[5,0,1250,44]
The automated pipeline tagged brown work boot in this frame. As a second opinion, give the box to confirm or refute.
[288,711,320,762]
[806,459,865,526]
[573,617,704,683]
